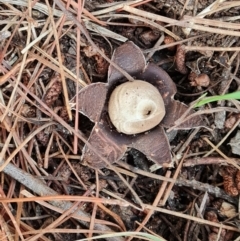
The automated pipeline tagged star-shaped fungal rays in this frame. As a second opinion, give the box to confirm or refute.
[77,42,203,169]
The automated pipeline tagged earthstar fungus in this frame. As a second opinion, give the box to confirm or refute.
[77,42,203,169]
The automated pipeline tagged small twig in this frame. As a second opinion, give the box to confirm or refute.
[183,157,235,167]
[123,5,240,37]
[56,135,87,189]
[160,148,188,206]
[62,0,106,26]
[101,189,141,211]
[54,0,135,82]
[203,119,240,158]
[159,214,182,241]
[0,122,55,172]
[175,128,201,157]
[29,50,85,86]
[146,33,164,61]
[100,13,180,40]
[181,0,227,35]
[167,106,239,132]
[90,0,144,16]
[73,0,82,155]
[44,133,54,169]
[142,33,210,53]
[127,171,171,241]
[0,58,34,86]
[203,137,240,171]
[0,187,24,240]
[183,199,196,241]
[117,0,154,12]
[27,201,82,241]
[118,161,238,204]
[178,79,223,97]
[6,78,143,210]
[0,159,124,241]
[184,46,240,52]
[144,204,239,233]
[84,21,128,42]
[135,221,166,240]
[46,0,72,120]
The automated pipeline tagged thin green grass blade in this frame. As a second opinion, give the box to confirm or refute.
[194,91,240,107]
[77,231,166,241]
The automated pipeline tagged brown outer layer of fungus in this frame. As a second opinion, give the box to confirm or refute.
[76,41,203,169]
